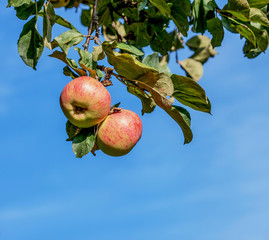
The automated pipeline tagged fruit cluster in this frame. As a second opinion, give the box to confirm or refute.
[60,76,143,156]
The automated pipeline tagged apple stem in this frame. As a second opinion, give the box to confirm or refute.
[109,107,122,115]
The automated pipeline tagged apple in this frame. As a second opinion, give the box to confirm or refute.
[51,0,70,8]
[97,109,143,156]
[60,76,111,128]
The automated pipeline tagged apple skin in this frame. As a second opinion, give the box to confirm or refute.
[97,110,142,156]
[51,0,70,8]
[60,76,111,128]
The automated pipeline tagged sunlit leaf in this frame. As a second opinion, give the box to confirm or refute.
[75,48,97,78]
[103,41,157,80]
[7,0,32,7]
[179,59,204,81]
[249,8,269,27]
[53,29,84,55]
[92,46,105,62]
[117,43,144,56]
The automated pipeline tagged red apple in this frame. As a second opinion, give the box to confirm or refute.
[60,76,111,128]
[97,109,143,156]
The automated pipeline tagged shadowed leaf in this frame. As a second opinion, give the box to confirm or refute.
[172,74,211,113]
[72,127,96,158]
[17,16,44,70]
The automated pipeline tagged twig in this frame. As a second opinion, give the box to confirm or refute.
[83,0,99,51]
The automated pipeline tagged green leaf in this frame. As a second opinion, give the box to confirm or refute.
[43,1,56,50]
[127,86,156,115]
[14,0,44,20]
[170,30,184,51]
[248,25,269,52]
[75,47,97,78]
[53,29,84,55]
[228,0,250,9]
[111,102,121,108]
[235,23,256,47]
[126,22,151,47]
[92,46,105,62]
[221,15,237,33]
[150,29,174,55]
[96,69,104,80]
[66,120,81,141]
[248,0,269,8]
[179,58,204,81]
[169,0,191,37]
[39,11,76,29]
[103,41,157,80]
[142,53,171,76]
[223,0,250,22]
[149,0,171,14]
[72,127,96,158]
[81,9,92,27]
[159,56,171,76]
[168,105,193,144]
[63,66,79,79]
[137,72,174,99]
[17,16,44,69]
[191,46,217,64]
[142,52,160,70]
[117,43,144,56]
[220,14,257,48]
[49,50,87,76]
[7,0,32,7]
[207,17,224,47]
[135,78,193,144]
[243,40,262,58]
[138,0,148,11]
[172,74,211,113]
[186,35,212,50]
[249,8,269,27]
[222,16,257,47]
[172,105,191,127]
[186,35,217,64]
[192,0,216,33]
[55,15,76,29]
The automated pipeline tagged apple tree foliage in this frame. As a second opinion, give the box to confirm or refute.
[6,0,269,157]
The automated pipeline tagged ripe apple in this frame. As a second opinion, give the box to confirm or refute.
[60,76,111,128]
[51,0,70,8]
[97,109,143,156]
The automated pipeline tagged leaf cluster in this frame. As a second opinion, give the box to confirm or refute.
[6,0,269,157]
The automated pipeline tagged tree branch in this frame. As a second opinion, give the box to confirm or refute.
[83,0,99,51]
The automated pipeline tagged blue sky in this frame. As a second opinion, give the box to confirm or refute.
[1,1,269,240]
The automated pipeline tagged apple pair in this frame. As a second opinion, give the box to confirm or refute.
[60,76,142,156]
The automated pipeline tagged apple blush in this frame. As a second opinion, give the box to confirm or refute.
[97,109,143,156]
[60,76,111,128]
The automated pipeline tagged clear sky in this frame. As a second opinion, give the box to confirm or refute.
[1,1,269,240]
